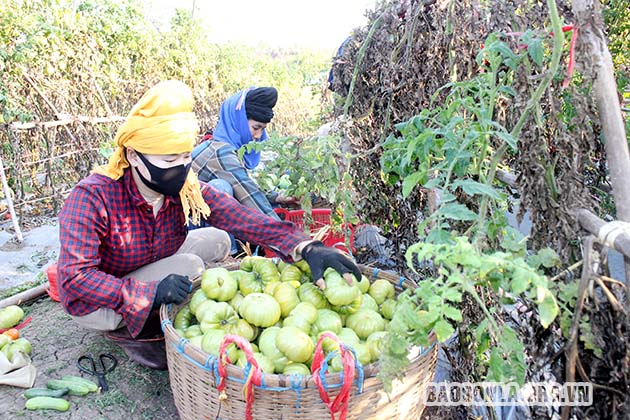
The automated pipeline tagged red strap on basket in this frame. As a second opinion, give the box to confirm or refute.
[0,316,32,334]
[217,334,262,420]
[311,332,356,420]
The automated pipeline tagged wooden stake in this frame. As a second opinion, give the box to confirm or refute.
[0,156,23,242]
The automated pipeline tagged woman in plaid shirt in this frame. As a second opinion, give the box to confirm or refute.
[57,81,360,344]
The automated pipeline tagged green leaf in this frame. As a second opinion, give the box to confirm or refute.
[433,319,455,342]
[453,179,503,200]
[537,287,559,328]
[528,248,562,269]
[437,203,478,221]
[510,267,533,295]
[527,38,544,66]
[443,305,463,322]
[493,130,517,150]
[442,287,463,302]
[402,172,425,198]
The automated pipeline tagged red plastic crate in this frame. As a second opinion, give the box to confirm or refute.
[265,208,355,257]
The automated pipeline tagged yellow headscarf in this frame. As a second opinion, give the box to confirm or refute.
[93,80,211,225]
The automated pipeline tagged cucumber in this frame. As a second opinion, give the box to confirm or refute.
[46,379,90,396]
[25,396,70,412]
[23,387,69,399]
[60,375,99,393]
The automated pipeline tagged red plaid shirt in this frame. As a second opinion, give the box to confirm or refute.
[57,169,308,337]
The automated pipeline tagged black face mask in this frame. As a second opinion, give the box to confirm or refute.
[135,152,191,197]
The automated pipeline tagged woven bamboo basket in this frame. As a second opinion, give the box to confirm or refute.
[160,263,438,420]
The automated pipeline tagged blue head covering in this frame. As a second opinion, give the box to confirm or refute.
[212,88,268,170]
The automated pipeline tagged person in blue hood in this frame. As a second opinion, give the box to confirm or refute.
[191,87,297,221]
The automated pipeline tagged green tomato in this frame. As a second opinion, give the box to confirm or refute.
[3,338,32,361]
[229,292,245,313]
[293,259,312,279]
[276,260,288,273]
[337,328,361,348]
[239,256,266,272]
[332,293,363,315]
[380,299,398,320]
[368,279,395,305]
[298,283,329,310]
[264,281,281,295]
[328,354,344,373]
[366,331,388,362]
[0,335,10,350]
[282,315,312,334]
[323,269,361,306]
[252,258,281,283]
[189,289,209,316]
[174,305,195,330]
[0,305,24,329]
[189,335,203,349]
[289,302,318,324]
[282,362,310,376]
[353,342,371,365]
[234,270,264,296]
[199,302,239,333]
[345,310,386,340]
[273,282,300,317]
[276,326,314,363]
[195,299,218,323]
[280,265,303,283]
[201,267,238,302]
[184,325,203,338]
[311,309,342,336]
[224,318,257,342]
[356,275,371,294]
[201,329,238,362]
[239,293,281,327]
[257,327,289,372]
[237,351,275,374]
[359,294,379,312]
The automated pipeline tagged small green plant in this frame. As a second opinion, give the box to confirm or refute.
[378,236,559,390]
[248,133,357,227]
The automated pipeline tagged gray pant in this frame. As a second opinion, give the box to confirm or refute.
[71,227,230,331]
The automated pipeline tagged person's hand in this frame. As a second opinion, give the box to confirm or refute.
[275,193,299,205]
[300,241,361,290]
[153,274,192,308]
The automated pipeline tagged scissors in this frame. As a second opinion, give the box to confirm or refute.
[77,353,117,392]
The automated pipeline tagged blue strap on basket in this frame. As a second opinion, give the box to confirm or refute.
[371,267,407,289]
[318,347,364,395]
[290,374,303,413]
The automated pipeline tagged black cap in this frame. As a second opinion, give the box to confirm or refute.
[245,87,278,123]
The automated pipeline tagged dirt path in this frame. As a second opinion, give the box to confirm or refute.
[0,296,179,419]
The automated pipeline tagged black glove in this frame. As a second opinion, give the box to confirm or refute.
[153,274,192,308]
[301,241,361,288]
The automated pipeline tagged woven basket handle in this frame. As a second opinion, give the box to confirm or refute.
[216,334,261,420]
[311,332,356,420]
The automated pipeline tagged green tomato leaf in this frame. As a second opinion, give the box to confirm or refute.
[452,179,503,200]
[527,37,544,66]
[433,319,455,342]
[442,305,463,322]
[402,172,425,198]
[510,267,533,295]
[537,287,559,328]
[436,203,478,221]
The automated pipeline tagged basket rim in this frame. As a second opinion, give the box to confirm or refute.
[159,262,436,388]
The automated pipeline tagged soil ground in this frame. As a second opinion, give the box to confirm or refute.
[0,296,179,419]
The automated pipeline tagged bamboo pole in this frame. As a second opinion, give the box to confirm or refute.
[0,156,23,242]
[571,0,630,288]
